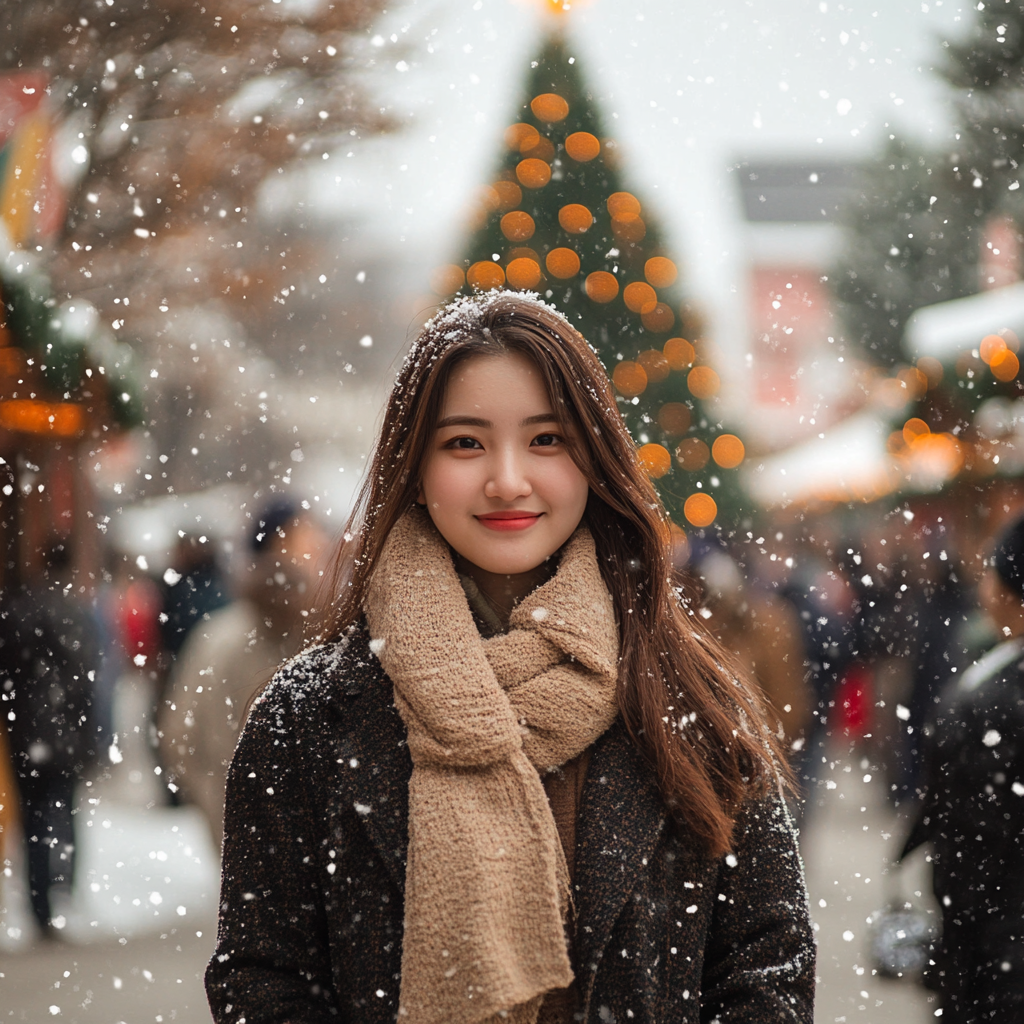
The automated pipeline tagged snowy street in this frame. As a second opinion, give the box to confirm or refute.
[2,678,940,1024]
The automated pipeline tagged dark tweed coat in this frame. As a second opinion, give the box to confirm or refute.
[206,627,815,1024]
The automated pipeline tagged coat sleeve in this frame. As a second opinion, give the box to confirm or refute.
[205,678,340,1023]
[700,791,816,1024]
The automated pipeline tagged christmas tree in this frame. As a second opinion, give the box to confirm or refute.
[432,32,747,534]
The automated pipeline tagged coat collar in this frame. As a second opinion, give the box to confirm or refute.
[320,632,667,988]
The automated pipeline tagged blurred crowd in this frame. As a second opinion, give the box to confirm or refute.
[3,483,1024,1016]
[0,499,326,938]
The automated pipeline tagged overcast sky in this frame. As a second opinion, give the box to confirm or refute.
[298,0,976,336]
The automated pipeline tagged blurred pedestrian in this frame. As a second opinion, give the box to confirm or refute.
[0,542,100,936]
[157,531,228,666]
[159,500,326,848]
[207,293,814,1023]
[691,545,812,755]
[904,513,1024,1022]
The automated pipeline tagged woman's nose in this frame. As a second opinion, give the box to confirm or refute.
[484,449,532,501]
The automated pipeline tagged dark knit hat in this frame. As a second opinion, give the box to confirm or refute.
[251,498,299,553]
[993,514,1024,598]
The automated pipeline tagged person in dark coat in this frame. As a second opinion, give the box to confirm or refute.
[0,542,100,934]
[207,293,815,1023]
[208,634,814,1024]
[903,513,1024,1022]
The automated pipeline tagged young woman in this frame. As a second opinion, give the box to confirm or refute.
[206,291,815,1024]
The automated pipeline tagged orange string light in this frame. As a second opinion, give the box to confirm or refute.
[558,203,593,234]
[711,434,745,469]
[585,271,619,303]
[530,93,570,122]
[683,492,717,528]
[467,261,506,290]
[545,248,580,279]
[506,257,542,290]
[564,132,600,162]
[500,210,536,241]
[611,360,647,397]
[638,443,672,478]
[663,337,695,370]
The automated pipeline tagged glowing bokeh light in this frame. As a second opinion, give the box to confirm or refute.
[0,399,84,436]
[638,443,672,479]
[516,158,552,189]
[663,337,696,371]
[558,203,593,234]
[522,136,556,162]
[896,367,928,401]
[607,192,641,219]
[642,302,675,333]
[430,264,465,296]
[564,132,600,162]
[981,334,1007,364]
[902,417,930,445]
[991,348,1020,381]
[530,93,570,122]
[467,261,506,290]
[676,437,710,470]
[611,360,647,397]
[508,246,541,263]
[683,492,717,528]
[623,281,658,314]
[500,210,536,241]
[917,356,943,388]
[637,349,670,383]
[687,366,720,399]
[504,123,541,152]
[585,271,619,303]
[545,247,580,279]
[506,257,542,290]
[493,180,523,212]
[657,402,691,435]
[644,257,678,289]
[711,434,745,469]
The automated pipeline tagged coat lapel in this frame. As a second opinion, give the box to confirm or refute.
[322,637,412,894]
[573,722,667,1009]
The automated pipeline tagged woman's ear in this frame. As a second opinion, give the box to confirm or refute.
[414,483,426,507]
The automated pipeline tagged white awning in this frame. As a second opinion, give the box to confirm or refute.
[903,282,1024,362]
[743,410,898,505]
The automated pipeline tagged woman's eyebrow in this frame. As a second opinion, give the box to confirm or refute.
[435,413,559,429]
[436,415,491,428]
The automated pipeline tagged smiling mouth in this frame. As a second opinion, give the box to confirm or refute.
[476,511,543,532]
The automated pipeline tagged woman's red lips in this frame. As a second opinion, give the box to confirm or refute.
[476,511,543,532]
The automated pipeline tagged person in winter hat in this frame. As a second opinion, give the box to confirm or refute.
[206,291,815,1024]
[904,511,1024,1022]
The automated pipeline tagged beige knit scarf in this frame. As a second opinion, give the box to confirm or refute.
[364,508,620,1024]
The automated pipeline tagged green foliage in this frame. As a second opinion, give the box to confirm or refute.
[455,34,747,531]
[832,138,978,368]
[0,257,143,428]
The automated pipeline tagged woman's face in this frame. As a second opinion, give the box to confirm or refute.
[418,350,590,577]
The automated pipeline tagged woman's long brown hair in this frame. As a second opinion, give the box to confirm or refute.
[317,291,786,857]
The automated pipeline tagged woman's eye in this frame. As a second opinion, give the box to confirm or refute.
[449,436,482,450]
[532,433,561,447]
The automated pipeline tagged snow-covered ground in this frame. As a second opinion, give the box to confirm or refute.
[0,672,220,974]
